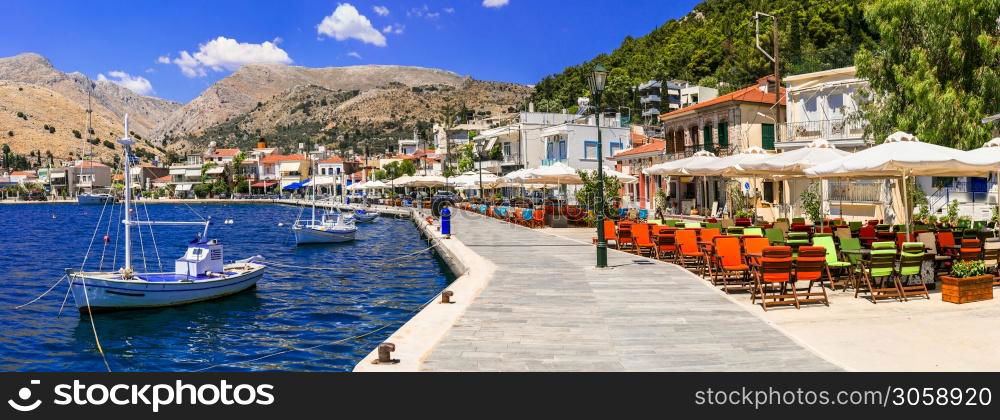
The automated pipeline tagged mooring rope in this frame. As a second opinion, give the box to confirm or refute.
[190,292,440,372]
[98,203,116,271]
[79,275,112,372]
[14,275,67,309]
[57,282,72,316]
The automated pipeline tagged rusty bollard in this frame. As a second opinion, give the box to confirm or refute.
[440,291,454,304]
[373,342,399,365]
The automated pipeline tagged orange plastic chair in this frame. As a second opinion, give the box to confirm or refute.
[674,229,704,274]
[711,236,750,293]
[593,220,618,248]
[936,231,957,257]
[959,238,982,261]
[618,221,635,251]
[755,246,797,310]
[793,246,831,306]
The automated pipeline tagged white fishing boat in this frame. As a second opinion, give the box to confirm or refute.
[77,192,115,205]
[68,116,266,313]
[292,158,357,245]
[353,208,379,223]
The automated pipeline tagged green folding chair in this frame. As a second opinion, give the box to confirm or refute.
[684,222,702,229]
[849,221,862,234]
[813,236,853,291]
[764,228,785,246]
[898,242,930,301]
[858,243,901,303]
[786,231,810,252]
[664,220,678,227]
[742,227,763,237]
[705,222,721,229]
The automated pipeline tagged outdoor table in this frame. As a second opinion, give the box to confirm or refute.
[842,249,935,285]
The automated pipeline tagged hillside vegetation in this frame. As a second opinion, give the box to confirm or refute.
[531,0,876,112]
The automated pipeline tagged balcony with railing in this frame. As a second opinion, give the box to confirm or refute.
[779,118,866,145]
[828,180,881,203]
[501,152,521,165]
[640,95,661,104]
[642,108,661,117]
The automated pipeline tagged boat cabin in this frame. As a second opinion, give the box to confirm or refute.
[175,239,225,277]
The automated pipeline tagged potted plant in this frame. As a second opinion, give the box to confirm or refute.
[940,260,993,304]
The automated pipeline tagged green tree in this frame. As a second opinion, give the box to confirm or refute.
[457,143,476,173]
[575,169,622,216]
[398,159,417,176]
[855,0,1000,149]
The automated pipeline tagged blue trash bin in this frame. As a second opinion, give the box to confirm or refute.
[441,206,452,238]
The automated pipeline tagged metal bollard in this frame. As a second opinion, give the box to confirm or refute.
[440,290,454,304]
[373,342,399,365]
[440,206,452,239]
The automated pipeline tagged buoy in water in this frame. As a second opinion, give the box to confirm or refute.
[103,234,110,243]
[224,219,234,225]
[277,222,285,227]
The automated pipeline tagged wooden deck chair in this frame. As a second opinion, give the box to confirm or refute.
[983,239,1000,287]
[530,208,545,228]
[593,219,618,248]
[711,236,751,293]
[959,239,982,261]
[743,227,763,237]
[857,242,902,303]
[794,246,831,306]
[764,228,785,246]
[835,227,852,242]
[936,231,958,258]
[755,246,798,310]
[674,229,705,275]
[813,235,853,291]
[839,237,863,291]
[653,226,677,261]
[898,242,931,301]
[918,231,950,275]
[617,221,635,251]
[630,223,656,257]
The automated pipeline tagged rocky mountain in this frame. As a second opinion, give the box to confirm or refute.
[0,81,167,166]
[153,63,475,142]
[0,53,181,138]
[170,78,531,155]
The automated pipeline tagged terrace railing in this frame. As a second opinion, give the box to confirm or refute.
[780,118,866,143]
[828,180,881,203]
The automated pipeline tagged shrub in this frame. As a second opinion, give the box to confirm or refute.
[950,260,985,278]
[7,131,12,137]
[72,129,82,139]
[48,126,55,134]
[102,140,115,149]
[16,111,26,120]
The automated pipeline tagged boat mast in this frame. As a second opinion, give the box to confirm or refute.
[311,157,317,223]
[120,115,135,271]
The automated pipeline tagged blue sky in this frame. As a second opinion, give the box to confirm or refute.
[6,0,700,103]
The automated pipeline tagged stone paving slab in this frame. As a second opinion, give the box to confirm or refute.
[420,212,841,372]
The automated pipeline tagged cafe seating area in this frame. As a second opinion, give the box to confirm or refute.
[598,217,1000,311]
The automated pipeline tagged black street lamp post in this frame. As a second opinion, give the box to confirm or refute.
[590,65,608,268]
[475,140,485,201]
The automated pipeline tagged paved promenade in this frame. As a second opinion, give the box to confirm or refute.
[419,212,840,372]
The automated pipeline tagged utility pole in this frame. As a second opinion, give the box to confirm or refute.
[755,11,781,143]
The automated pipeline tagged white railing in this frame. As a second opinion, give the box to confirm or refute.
[780,118,865,143]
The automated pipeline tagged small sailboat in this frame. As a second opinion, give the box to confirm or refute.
[353,208,379,223]
[68,116,266,313]
[292,158,357,245]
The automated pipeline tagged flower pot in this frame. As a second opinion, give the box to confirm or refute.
[940,275,994,304]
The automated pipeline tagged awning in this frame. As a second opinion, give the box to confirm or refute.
[279,162,300,172]
[283,179,310,191]
[50,172,66,179]
[175,184,193,191]
[169,168,187,176]
[205,166,225,175]
[184,169,202,178]
[250,181,277,188]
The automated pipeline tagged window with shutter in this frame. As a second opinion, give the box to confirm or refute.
[761,123,775,150]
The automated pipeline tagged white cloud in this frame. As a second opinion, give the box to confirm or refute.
[373,5,389,16]
[347,51,362,59]
[482,0,509,8]
[317,3,387,47]
[156,55,171,64]
[408,4,440,19]
[169,37,292,78]
[444,7,455,14]
[382,24,405,35]
[97,71,154,96]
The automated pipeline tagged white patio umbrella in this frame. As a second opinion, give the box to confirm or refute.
[643,150,718,215]
[586,166,637,184]
[683,147,773,218]
[364,180,389,189]
[406,175,450,188]
[807,131,994,236]
[529,162,583,185]
[961,137,1000,225]
[740,139,853,220]
[347,181,367,191]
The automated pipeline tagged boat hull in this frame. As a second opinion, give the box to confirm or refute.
[77,194,114,205]
[293,226,357,244]
[70,263,265,313]
[354,212,379,223]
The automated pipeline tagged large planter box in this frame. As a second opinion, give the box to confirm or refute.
[940,275,994,304]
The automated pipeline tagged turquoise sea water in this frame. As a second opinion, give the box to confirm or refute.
[0,203,452,372]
